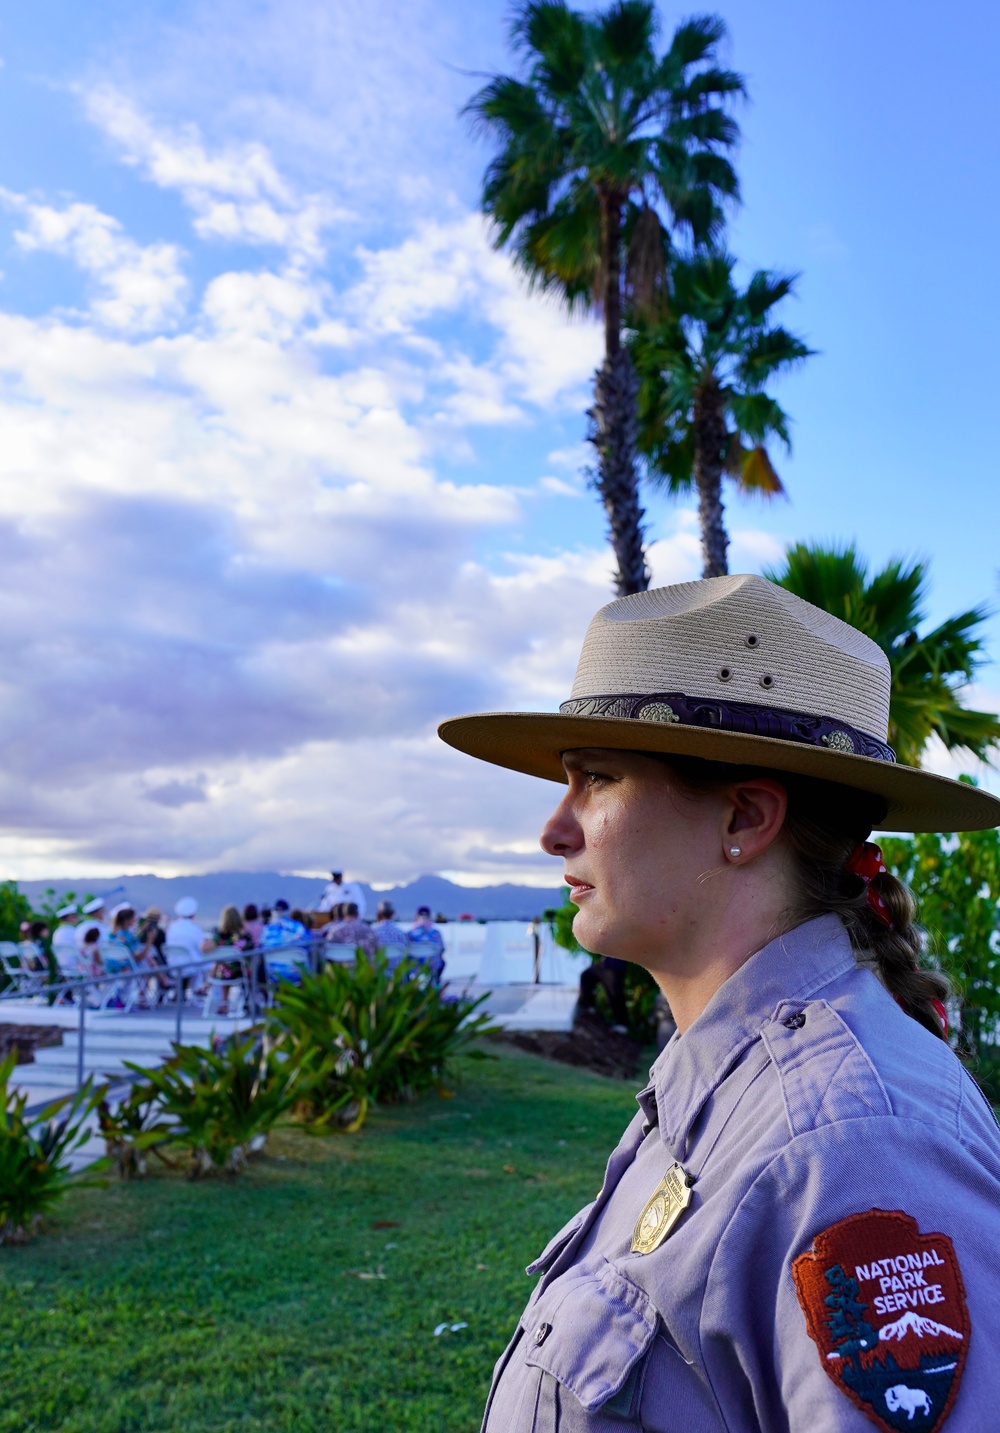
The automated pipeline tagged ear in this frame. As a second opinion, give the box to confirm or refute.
[721,778,788,862]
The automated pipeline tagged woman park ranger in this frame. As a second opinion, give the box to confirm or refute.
[439,574,1000,1433]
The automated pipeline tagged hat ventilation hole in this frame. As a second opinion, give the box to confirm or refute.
[745,634,759,648]
[759,673,774,689]
[718,666,732,682]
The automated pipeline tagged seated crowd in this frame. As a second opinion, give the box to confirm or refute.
[29,887,446,1007]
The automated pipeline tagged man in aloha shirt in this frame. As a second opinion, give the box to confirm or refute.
[371,901,408,945]
[324,903,378,959]
[261,900,309,948]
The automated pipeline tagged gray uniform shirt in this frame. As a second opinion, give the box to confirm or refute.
[483,915,1000,1432]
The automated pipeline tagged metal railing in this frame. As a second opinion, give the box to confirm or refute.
[1,941,329,1089]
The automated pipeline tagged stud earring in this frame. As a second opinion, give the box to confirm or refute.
[729,846,742,858]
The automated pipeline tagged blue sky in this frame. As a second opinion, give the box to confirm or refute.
[0,0,996,884]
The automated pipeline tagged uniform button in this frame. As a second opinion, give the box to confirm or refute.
[783,1012,806,1030]
[533,1322,552,1346]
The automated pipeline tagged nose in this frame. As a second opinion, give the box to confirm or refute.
[540,788,583,858]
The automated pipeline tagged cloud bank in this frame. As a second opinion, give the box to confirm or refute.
[0,82,786,883]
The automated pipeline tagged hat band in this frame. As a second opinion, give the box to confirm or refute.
[557,691,896,764]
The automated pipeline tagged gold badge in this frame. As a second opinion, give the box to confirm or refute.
[630,1161,694,1255]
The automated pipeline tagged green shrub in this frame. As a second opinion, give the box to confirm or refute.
[126,1032,301,1177]
[884,810,1000,1070]
[269,951,494,1133]
[0,879,36,943]
[97,1082,175,1180]
[0,1053,103,1243]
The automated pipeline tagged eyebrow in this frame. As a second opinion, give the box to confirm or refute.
[560,748,616,773]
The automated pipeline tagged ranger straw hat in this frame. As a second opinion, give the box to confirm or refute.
[439,574,1000,833]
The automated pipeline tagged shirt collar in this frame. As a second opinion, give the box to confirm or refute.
[636,914,857,1156]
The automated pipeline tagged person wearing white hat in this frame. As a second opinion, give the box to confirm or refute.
[165,897,212,973]
[440,574,1000,1433]
[76,896,109,950]
[51,904,81,977]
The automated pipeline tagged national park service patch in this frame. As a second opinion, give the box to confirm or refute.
[793,1210,968,1433]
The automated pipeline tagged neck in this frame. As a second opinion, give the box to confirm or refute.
[649,868,793,1034]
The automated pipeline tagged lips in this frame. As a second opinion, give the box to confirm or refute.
[565,875,594,901]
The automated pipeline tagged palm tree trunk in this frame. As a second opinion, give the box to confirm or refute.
[693,381,729,578]
[587,192,648,596]
[588,351,648,595]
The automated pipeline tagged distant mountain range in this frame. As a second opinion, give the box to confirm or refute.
[16,872,565,923]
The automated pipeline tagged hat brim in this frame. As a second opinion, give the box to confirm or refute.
[438,712,1000,834]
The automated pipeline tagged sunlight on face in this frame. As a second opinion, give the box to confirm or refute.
[539,749,729,971]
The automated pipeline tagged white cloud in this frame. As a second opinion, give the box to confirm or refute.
[3,192,187,332]
[81,86,342,262]
[538,475,583,498]
[348,215,602,411]
[0,73,784,887]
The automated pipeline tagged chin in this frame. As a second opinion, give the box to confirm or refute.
[573,908,618,961]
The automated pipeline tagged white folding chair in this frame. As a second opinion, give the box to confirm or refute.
[380,943,409,973]
[51,954,86,1006]
[201,954,251,1018]
[263,942,311,987]
[164,945,208,1003]
[0,940,45,998]
[91,944,138,1012]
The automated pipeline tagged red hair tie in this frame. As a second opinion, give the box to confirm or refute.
[931,999,949,1038]
[846,841,893,929]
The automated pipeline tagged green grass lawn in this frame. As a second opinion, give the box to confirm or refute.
[0,1046,641,1433]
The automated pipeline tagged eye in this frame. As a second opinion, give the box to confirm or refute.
[583,769,610,787]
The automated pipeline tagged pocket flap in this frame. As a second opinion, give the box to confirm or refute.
[524,1259,657,1411]
[526,1204,592,1276]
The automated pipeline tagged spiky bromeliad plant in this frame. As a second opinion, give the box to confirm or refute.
[0,1053,103,1243]
[269,951,495,1133]
[126,1032,301,1178]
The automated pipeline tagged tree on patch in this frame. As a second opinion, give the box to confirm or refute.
[824,1264,879,1375]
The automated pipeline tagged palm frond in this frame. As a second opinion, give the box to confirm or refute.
[736,326,814,386]
[597,0,659,66]
[735,444,785,496]
[671,107,741,149]
[678,65,748,106]
[512,1,587,82]
[765,544,872,626]
[727,390,791,447]
[625,203,669,319]
[769,543,999,768]
[658,15,730,76]
[516,201,601,304]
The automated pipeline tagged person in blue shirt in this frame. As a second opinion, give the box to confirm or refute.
[260,900,310,986]
[407,906,445,982]
[261,899,309,949]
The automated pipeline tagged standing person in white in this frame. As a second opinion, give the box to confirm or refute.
[52,905,81,976]
[317,869,367,919]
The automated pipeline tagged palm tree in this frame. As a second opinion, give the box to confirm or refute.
[767,543,1000,767]
[466,0,744,595]
[632,252,812,578]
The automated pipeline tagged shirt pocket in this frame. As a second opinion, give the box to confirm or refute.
[524,1258,657,1427]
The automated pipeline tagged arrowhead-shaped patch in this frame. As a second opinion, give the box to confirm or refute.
[793,1209,969,1433]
